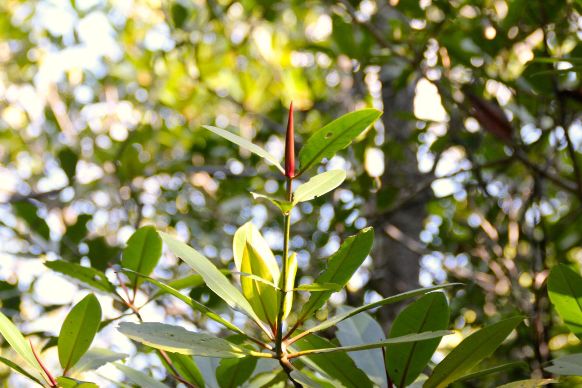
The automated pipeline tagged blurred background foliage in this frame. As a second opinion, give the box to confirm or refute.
[0,0,581,386]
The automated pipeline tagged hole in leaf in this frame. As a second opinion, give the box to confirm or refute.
[325,132,333,139]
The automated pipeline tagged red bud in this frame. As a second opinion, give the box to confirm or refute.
[284,102,295,178]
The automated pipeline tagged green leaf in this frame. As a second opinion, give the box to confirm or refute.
[69,348,128,375]
[55,376,99,388]
[233,222,279,284]
[291,331,452,356]
[547,264,582,339]
[12,201,50,241]
[118,322,255,358]
[0,355,44,386]
[298,228,374,322]
[240,242,279,327]
[295,283,342,292]
[57,147,78,182]
[454,361,528,383]
[291,284,460,343]
[386,292,450,387]
[159,232,269,334]
[282,253,297,320]
[166,274,206,290]
[114,363,168,388]
[0,310,43,374]
[216,336,257,388]
[250,192,293,213]
[292,170,346,205]
[58,294,102,372]
[496,379,557,388]
[122,269,245,335]
[336,311,386,387]
[121,226,162,287]
[424,316,523,388]
[545,353,582,376]
[289,369,327,388]
[298,109,382,174]
[202,125,284,173]
[292,334,373,388]
[165,353,205,388]
[44,260,115,294]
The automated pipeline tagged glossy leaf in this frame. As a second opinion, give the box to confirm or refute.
[118,322,253,358]
[202,125,284,173]
[298,109,382,174]
[165,353,205,388]
[122,269,245,335]
[0,355,44,386]
[336,311,386,387]
[292,334,373,388]
[292,169,346,205]
[58,294,102,372]
[424,316,523,388]
[544,353,582,375]
[291,284,459,343]
[159,232,268,333]
[55,376,99,388]
[121,226,162,287]
[547,264,582,339]
[240,242,279,327]
[298,227,374,322]
[386,292,450,387]
[295,283,342,292]
[114,363,168,388]
[44,260,115,294]
[282,253,297,320]
[233,222,279,284]
[69,348,128,375]
[0,311,43,374]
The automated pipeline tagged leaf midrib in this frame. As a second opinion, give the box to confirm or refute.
[63,301,92,371]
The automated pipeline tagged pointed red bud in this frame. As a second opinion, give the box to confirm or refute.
[284,102,295,178]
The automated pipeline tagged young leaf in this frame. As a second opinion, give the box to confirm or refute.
[289,284,459,343]
[0,355,44,386]
[336,311,386,387]
[55,376,99,388]
[58,294,102,372]
[424,316,523,388]
[250,192,293,213]
[298,227,374,322]
[216,336,258,388]
[159,232,269,334]
[165,353,205,388]
[114,363,168,388]
[44,260,115,294]
[0,311,43,374]
[298,109,382,174]
[122,269,246,335]
[202,125,284,173]
[118,322,254,358]
[282,253,297,320]
[385,292,450,387]
[240,242,279,327]
[291,334,373,388]
[547,264,582,339]
[69,348,128,375]
[292,170,346,205]
[233,222,279,284]
[121,226,162,287]
[544,353,582,375]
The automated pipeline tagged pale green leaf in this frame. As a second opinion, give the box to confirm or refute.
[496,379,556,388]
[114,363,168,388]
[69,348,128,375]
[424,316,523,388]
[298,109,382,174]
[545,353,582,376]
[295,283,342,292]
[55,376,99,388]
[118,322,252,358]
[203,125,284,173]
[0,355,44,386]
[0,310,43,374]
[58,294,102,372]
[233,222,279,284]
[283,253,297,320]
[292,170,346,205]
[547,264,582,339]
[250,192,293,213]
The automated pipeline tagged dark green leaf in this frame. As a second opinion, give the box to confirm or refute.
[12,201,50,241]
[121,226,162,287]
[44,260,115,294]
[165,353,205,388]
[0,355,44,386]
[547,264,582,339]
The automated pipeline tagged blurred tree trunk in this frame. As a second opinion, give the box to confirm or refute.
[370,72,428,324]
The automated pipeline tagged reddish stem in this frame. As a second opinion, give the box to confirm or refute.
[29,339,57,387]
